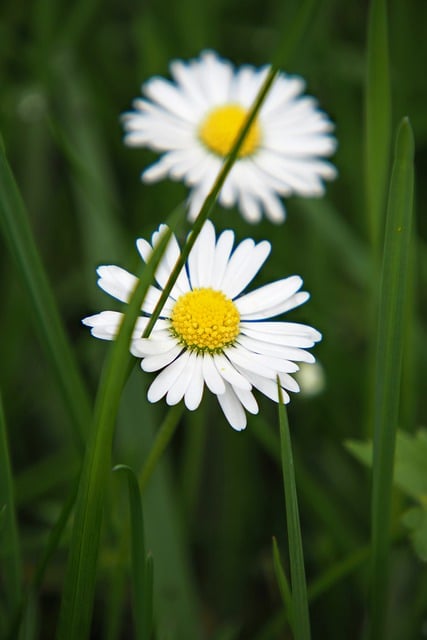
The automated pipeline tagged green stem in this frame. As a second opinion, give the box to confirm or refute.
[139,405,184,493]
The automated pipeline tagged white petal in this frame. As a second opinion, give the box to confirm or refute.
[140,285,175,317]
[216,383,247,430]
[210,229,235,289]
[166,351,198,406]
[279,373,300,393]
[82,311,151,341]
[242,370,291,404]
[240,321,322,343]
[97,265,138,303]
[236,334,316,363]
[213,353,252,390]
[232,387,259,415]
[236,277,308,319]
[184,355,205,410]
[226,346,298,377]
[222,239,271,299]
[170,59,210,108]
[147,351,191,402]
[82,311,123,340]
[237,191,263,224]
[202,353,226,394]
[187,220,216,288]
[143,77,199,122]
[131,335,176,357]
[141,344,183,372]
[196,51,235,104]
[140,228,188,298]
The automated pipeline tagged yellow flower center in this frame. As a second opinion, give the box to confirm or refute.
[170,288,240,352]
[198,104,261,158]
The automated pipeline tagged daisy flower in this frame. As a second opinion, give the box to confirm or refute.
[82,220,321,430]
[122,50,337,224]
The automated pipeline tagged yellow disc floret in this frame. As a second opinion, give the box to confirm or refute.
[198,104,261,158]
[171,288,240,352]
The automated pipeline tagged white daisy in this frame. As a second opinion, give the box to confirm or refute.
[82,220,321,430]
[122,50,337,224]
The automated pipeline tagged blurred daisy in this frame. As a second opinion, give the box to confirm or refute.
[83,220,321,430]
[123,50,336,224]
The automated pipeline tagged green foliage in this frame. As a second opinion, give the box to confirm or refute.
[347,429,427,562]
[0,0,426,638]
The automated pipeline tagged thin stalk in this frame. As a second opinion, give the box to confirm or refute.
[139,405,184,493]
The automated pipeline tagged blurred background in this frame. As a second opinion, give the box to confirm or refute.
[1,0,426,638]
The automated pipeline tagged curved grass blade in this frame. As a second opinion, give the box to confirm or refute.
[113,465,153,640]
[365,0,392,251]
[55,204,185,640]
[369,118,414,640]
[277,384,311,640]
[0,141,91,450]
[0,393,22,625]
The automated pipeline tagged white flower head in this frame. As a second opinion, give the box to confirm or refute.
[83,220,321,430]
[122,50,337,224]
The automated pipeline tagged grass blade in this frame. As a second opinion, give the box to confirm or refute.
[0,393,22,626]
[365,0,392,250]
[277,386,311,640]
[55,204,184,640]
[114,465,153,640]
[0,141,91,450]
[369,117,414,639]
[272,536,293,629]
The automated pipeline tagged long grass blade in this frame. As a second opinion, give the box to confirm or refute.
[0,393,22,625]
[0,141,91,450]
[369,117,414,639]
[365,0,392,250]
[114,465,153,640]
[277,386,311,640]
[55,204,184,640]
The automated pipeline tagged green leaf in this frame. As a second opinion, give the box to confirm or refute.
[113,465,153,640]
[347,429,427,504]
[277,385,311,640]
[401,507,427,562]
